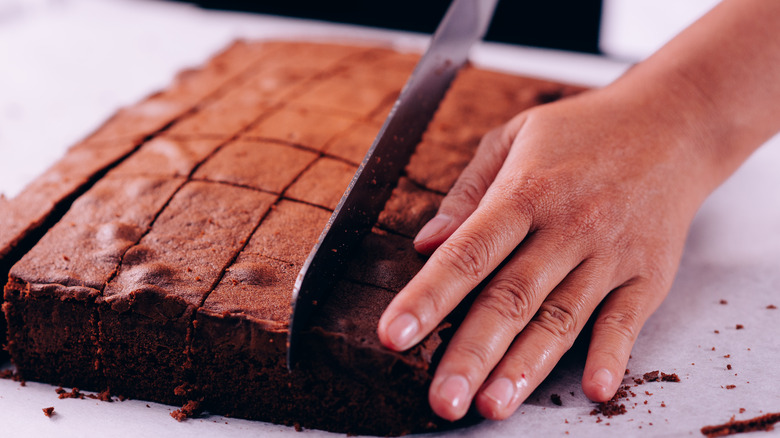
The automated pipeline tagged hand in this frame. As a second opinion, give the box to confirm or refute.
[377,87,719,421]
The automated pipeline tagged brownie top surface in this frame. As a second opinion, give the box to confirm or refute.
[6,39,584,361]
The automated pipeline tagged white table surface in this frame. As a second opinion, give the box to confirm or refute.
[1,1,779,437]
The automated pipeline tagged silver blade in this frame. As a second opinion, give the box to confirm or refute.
[287,0,499,370]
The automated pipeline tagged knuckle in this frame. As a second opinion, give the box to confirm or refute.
[533,301,579,346]
[448,174,487,208]
[477,276,540,324]
[595,308,643,342]
[491,174,553,221]
[448,338,496,368]
[435,232,494,284]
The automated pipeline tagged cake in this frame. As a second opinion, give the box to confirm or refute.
[1,40,584,435]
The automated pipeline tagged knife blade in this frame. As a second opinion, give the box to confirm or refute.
[287,0,499,370]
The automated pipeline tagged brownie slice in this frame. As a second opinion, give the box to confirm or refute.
[98,181,275,404]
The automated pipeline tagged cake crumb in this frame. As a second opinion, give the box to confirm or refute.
[701,412,780,437]
[719,299,728,305]
[551,394,562,406]
[725,385,736,390]
[0,369,25,385]
[727,364,732,370]
[56,387,85,399]
[735,324,744,330]
[661,372,680,382]
[42,407,55,417]
[767,304,777,309]
[170,400,203,422]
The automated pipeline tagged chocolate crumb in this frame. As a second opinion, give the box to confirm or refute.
[644,371,660,382]
[551,394,562,406]
[727,364,732,370]
[661,372,680,383]
[170,400,203,422]
[701,412,780,437]
[725,385,736,390]
[719,300,728,305]
[736,324,744,330]
[714,330,720,334]
[42,407,55,417]
[767,304,777,309]
[739,408,746,414]
[57,387,84,399]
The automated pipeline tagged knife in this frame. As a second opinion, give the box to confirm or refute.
[287,0,499,370]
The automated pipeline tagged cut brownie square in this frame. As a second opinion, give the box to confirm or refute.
[345,229,427,292]
[406,139,474,193]
[193,140,317,194]
[245,200,331,266]
[245,106,356,151]
[378,177,444,238]
[98,181,275,404]
[324,120,383,164]
[285,157,358,210]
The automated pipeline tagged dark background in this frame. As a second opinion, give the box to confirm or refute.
[176,0,604,54]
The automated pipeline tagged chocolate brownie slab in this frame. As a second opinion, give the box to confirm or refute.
[2,40,587,435]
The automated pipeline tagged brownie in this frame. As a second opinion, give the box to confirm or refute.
[245,106,356,151]
[323,119,383,164]
[286,157,358,210]
[2,41,586,435]
[192,140,317,194]
[97,181,275,404]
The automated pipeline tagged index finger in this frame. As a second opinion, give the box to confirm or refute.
[377,190,533,351]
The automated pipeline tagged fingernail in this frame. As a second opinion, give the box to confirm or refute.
[481,377,516,411]
[414,214,452,245]
[386,313,419,350]
[592,368,613,393]
[439,375,470,411]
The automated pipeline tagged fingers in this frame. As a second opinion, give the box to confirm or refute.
[472,259,614,420]
[428,230,585,420]
[581,280,665,402]
[413,118,525,255]
[378,196,532,351]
